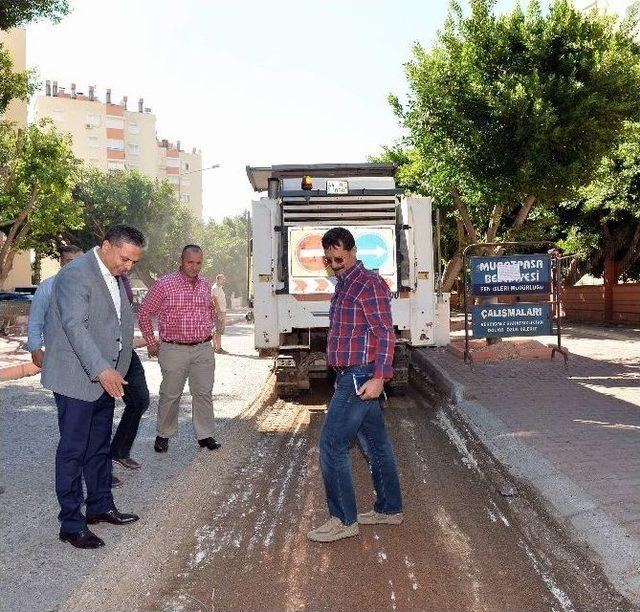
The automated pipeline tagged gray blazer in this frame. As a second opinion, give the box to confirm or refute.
[41,250,134,402]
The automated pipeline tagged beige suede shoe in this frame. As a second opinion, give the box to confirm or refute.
[307,517,359,542]
[357,510,404,525]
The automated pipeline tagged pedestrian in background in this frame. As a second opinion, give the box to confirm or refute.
[211,273,228,354]
[25,245,83,368]
[138,245,221,453]
[307,227,403,543]
[42,224,146,549]
[110,273,150,473]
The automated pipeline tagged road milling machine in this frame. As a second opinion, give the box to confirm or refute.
[246,163,449,398]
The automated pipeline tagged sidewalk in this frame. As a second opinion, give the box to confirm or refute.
[414,323,640,604]
[0,309,249,382]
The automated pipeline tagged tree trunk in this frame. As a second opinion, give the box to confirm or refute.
[442,253,464,293]
[564,257,582,286]
[512,194,536,229]
[134,266,156,288]
[0,184,38,285]
[618,222,640,278]
[450,185,478,242]
[33,251,42,285]
[486,203,503,244]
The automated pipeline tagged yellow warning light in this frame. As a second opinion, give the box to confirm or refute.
[301,175,313,190]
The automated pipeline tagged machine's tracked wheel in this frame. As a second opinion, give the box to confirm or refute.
[390,341,410,396]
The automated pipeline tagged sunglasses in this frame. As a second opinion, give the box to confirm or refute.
[323,256,344,266]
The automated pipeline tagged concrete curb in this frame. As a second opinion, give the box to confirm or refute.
[412,348,640,606]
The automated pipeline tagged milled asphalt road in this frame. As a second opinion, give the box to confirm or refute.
[0,323,271,612]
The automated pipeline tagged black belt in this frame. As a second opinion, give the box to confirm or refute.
[163,336,212,346]
[332,362,374,374]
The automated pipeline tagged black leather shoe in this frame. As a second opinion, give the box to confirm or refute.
[86,508,139,526]
[111,475,123,488]
[59,527,105,549]
[154,436,169,453]
[198,437,222,450]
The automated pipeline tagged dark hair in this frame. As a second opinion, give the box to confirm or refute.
[104,224,147,248]
[321,227,355,251]
[59,244,83,258]
[181,244,203,257]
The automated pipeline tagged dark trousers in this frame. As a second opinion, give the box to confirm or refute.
[111,350,150,459]
[54,392,116,533]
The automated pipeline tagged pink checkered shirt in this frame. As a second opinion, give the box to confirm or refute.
[138,270,216,345]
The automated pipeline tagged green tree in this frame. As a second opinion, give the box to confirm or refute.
[388,0,640,291]
[558,122,640,283]
[0,0,70,30]
[69,169,201,286]
[199,214,250,301]
[0,44,35,116]
[0,120,83,284]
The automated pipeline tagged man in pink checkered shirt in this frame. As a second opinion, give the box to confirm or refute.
[138,245,221,453]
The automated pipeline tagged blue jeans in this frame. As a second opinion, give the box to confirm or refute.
[319,363,403,526]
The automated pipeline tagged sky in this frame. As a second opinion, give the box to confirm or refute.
[27,0,530,221]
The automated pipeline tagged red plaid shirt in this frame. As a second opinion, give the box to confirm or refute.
[138,270,216,345]
[327,260,395,380]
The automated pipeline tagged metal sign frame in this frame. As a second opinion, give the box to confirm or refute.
[461,241,569,367]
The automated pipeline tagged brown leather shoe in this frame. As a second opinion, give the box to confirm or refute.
[112,456,141,470]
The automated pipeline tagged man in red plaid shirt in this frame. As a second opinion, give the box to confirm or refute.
[138,245,221,453]
[307,227,403,543]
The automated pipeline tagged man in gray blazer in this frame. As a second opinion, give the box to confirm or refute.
[42,224,146,549]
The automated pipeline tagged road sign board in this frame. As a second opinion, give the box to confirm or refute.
[295,234,326,272]
[356,232,389,271]
[471,302,552,338]
[288,225,397,294]
[470,254,551,296]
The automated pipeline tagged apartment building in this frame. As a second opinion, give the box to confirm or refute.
[35,83,203,219]
[0,28,33,290]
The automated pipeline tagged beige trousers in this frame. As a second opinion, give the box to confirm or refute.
[157,341,215,440]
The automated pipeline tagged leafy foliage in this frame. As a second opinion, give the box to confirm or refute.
[0,43,36,116]
[198,214,250,300]
[385,0,640,288]
[0,120,82,282]
[0,0,70,30]
[558,122,640,280]
[68,169,200,285]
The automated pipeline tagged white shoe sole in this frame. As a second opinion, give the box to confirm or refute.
[358,513,403,525]
[307,527,359,542]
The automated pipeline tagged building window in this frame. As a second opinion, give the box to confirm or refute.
[127,143,140,155]
[181,193,191,203]
[128,122,140,134]
[166,157,180,168]
[106,116,124,129]
[108,161,125,172]
[167,175,180,185]
[88,136,99,148]
[182,161,190,171]
[52,109,64,122]
[181,177,191,186]
[107,139,124,150]
[86,113,100,127]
